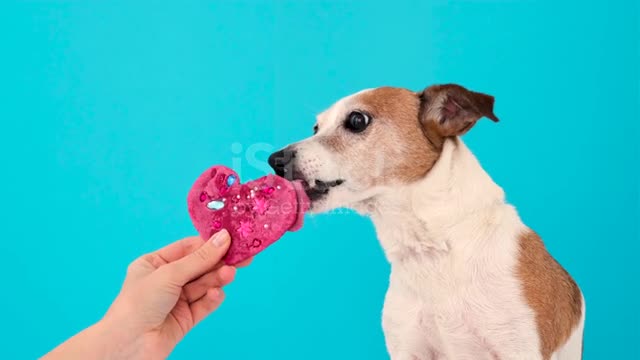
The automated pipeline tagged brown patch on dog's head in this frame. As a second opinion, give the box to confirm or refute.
[517,230,583,360]
[312,87,439,187]
[352,87,441,183]
[315,85,499,185]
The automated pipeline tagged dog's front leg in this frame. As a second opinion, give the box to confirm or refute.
[382,286,444,360]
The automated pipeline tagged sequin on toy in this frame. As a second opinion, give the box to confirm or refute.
[207,200,224,210]
[199,192,208,202]
[227,175,236,186]
[213,220,222,229]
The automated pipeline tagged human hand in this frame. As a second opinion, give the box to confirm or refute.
[43,230,251,360]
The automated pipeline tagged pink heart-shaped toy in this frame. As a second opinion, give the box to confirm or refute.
[187,166,310,265]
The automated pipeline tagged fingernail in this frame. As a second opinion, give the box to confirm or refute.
[210,229,229,247]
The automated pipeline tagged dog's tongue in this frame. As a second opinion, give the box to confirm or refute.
[187,166,310,265]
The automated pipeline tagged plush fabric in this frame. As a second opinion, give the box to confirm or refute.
[187,166,309,265]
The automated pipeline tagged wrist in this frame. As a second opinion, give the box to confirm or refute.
[92,316,148,359]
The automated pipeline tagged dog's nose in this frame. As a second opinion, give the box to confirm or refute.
[268,147,296,178]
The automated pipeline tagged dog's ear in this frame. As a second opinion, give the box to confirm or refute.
[419,84,499,137]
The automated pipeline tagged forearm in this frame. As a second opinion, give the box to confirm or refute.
[41,319,146,360]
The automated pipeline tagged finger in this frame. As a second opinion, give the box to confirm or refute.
[208,256,251,272]
[183,266,236,302]
[209,255,251,271]
[140,236,205,269]
[161,230,231,285]
[191,288,225,325]
[235,257,253,268]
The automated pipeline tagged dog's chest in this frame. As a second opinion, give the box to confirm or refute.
[383,233,540,358]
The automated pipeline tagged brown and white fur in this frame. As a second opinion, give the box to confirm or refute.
[268,84,585,360]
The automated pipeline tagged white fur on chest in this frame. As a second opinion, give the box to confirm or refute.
[377,208,540,360]
[365,139,542,360]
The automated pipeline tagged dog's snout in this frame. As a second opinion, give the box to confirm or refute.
[268,147,296,178]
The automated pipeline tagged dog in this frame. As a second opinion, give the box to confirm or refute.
[268,84,585,360]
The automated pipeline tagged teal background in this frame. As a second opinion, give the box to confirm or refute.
[0,1,637,359]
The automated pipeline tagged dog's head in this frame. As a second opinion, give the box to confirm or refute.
[269,84,498,213]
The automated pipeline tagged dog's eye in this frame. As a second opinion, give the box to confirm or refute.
[345,111,371,133]
[313,125,318,134]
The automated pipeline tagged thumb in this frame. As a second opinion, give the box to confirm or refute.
[162,230,231,285]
